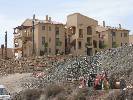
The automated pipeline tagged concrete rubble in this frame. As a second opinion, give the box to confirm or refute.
[0,45,133,92]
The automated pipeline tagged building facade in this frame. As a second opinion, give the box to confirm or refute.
[66,13,99,56]
[13,13,130,58]
[96,23,129,50]
[14,15,65,58]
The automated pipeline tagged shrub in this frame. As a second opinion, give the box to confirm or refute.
[44,84,64,99]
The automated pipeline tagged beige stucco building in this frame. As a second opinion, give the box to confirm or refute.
[66,13,99,56]
[14,15,65,58]
[13,13,130,57]
[96,23,129,50]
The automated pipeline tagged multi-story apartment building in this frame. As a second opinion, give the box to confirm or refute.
[66,13,99,56]
[13,15,65,58]
[13,13,130,58]
[96,22,129,50]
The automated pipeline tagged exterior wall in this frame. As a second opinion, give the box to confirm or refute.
[36,23,65,56]
[67,13,98,56]
[107,29,129,48]
[0,48,13,59]
[99,29,129,51]
[14,18,65,57]
[13,14,130,57]
[129,35,133,45]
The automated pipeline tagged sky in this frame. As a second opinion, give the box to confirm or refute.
[0,0,133,48]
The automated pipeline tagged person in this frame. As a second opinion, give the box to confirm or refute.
[102,77,110,91]
[94,74,102,90]
[79,77,86,88]
[109,75,116,89]
[119,76,126,100]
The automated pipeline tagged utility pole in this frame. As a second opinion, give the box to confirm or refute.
[5,31,7,59]
[1,44,4,59]
[32,14,35,56]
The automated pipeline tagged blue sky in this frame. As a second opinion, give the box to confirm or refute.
[0,0,133,48]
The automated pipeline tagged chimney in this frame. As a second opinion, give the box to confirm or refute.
[49,17,51,22]
[103,21,105,27]
[119,24,121,29]
[46,15,48,21]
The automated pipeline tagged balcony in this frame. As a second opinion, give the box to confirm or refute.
[14,33,22,39]
[68,26,76,36]
[78,34,83,38]
[85,42,92,47]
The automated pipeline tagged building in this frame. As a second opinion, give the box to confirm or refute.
[13,13,130,57]
[66,13,99,56]
[129,35,133,45]
[13,15,65,58]
[96,22,129,50]
[0,48,13,59]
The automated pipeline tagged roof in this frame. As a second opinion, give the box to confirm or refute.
[96,25,129,32]
[22,19,64,26]
[96,25,108,32]
[39,20,63,25]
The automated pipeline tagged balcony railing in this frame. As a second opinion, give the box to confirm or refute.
[79,34,83,38]
[85,42,92,47]
[68,26,76,36]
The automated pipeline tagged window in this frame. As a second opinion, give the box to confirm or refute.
[49,48,51,53]
[79,29,83,38]
[93,40,97,48]
[49,26,51,31]
[56,38,59,42]
[56,31,59,35]
[121,43,123,46]
[112,32,116,36]
[69,26,76,35]
[87,26,92,35]
[49,38,51,42]
[56,27,59,35]
[30,28,32,32]
[56,49,59,54]
[87,37,92,46]
[124,33,128,37]
[112,42,117,48]
[121,33,122,37]
[56,27,59,31]
[42,37,45,45]
[42,26,45,30]
[78,41,82,49]
[40,50,44,56]
[56,38,61,46]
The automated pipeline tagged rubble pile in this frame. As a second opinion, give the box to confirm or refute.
[33,56,101,86]
[94,45,133,84]
[0,45,133,91]
[0,56,67,76]
[23,45,133,88]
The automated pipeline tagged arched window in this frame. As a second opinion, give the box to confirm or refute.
[87,26,92,35]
